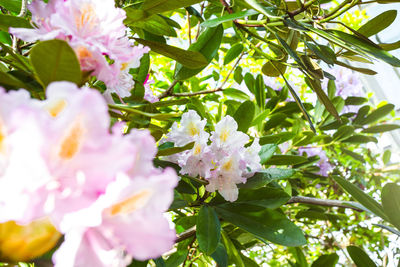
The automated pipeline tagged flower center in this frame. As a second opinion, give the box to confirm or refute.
[193,143,202,155]
[188,122,199,136]
[46,99,67,117]
[222,158,233,171]
[0,121,4,154]
[58,121,84,160]
[109,189,152,216]
[220,130,229,142]
[75,4,97,31]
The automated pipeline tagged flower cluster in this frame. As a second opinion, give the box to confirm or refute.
[165,110,262,202]
[0,82,177,266]
[10,0,157,102]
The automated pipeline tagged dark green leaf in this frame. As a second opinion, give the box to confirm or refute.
[201,10,258,27]
[347,246,377,267]
[224,43,244,65]
[157,142,194,157]
[357,10,397,37]
[215,204,306,247]
[311,254,339,267]
[30,40,81,87]
[0,71,27,88]
[135,38,208,69]
[361,104,394,125]
[141,0,203,14]
[197,206,221,255]
[133,15,177,37]
[342,135,377,144]
[0,0,22,13]
[233,100,255,132]
[236,187,291,209]
[254,74,266,109]
[239,169,296,189]
[266,155,308,165]
[221,231,244,267]
[382,183,400,230]
[174,25,223,80]
[333,125,354,141]
[259,144,277,164]
[0,14,32,32]
[362,124,400,133]
[333,176,389,220]
[259,132,296,145]
[211,243,228,267]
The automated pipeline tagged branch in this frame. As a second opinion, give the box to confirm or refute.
[176,226,196,243]
[158,80,178,99]
[12,0,28,53]
[286,196,363,211]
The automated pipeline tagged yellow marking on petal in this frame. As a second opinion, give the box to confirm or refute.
[109,190,152,216]
[220,130,229,142]
[76,46,93,62]
[193,143,202,155]
[58,122,84,160]
[222,158,233,171]
[46,99,67,117]
[188,122,199,136]
[75,4,97,31]
[121,62,129,71]
[0,122,4,153]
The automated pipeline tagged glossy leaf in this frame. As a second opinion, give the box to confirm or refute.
[197,206,221,255]
[233,100,255,132]
[135,38,208,69]
[381,183,400,230]
[259,144,277,164]
[215,204,306,247]
[174,25,223,80]
[30,40,81,87]
[347,246,377,267]
[357,10,397,37]
[224,43,244,65]
[333,176,389,220]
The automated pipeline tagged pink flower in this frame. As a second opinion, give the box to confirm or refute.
[54,171,178,266]
[10,0,148,94]
[143,74,159,103]
[180,139,214,179]
[298,146,333,176]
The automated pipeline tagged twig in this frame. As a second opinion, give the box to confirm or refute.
[12,0,28,53]
[176,226,196,243]
[287,0,319,18]
[169,87,224,97]
[286,196,363,211]
[158,80,179,99]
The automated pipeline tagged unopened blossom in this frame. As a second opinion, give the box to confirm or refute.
[54,171,177,266]
[298,146,333,176]
[10,0,148,94]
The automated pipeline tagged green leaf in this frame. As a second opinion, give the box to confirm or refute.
[239,169,296,189]
[333,125,354,141]
[135,38,208,69]
[224,43,244,65]
[335,60,377,75]
[174,25,223,80]
[345,96,368,105]
[362,124,400,133]
[221,231,244,267]
[197,206,221,255]
[223,88,250,100]
[236,187,291,209]
[200,10,258,28]
[141,0,203,14]
[357,10,397,37]
[342,134,377,144]
[380,40,400,51]
[254,74,266,109]
[133,15,177,37]
[383,150,391,164]
[262,61,287,77]
[266,155,308,165]
[259,132,296,145]
[30,40,81,87]
[0,0,21,13]
[0,30,12,45]
[259,144,277,164]
[329,30,400,67]
[347,246,377,267]
[211,243,228,267]
[306,77,341,121]
[361,104,395,125]
[215,204,306,247]
[233,100,255,132]
[244,1,280,19]
[333,176,389,220]
[381,183,400,230]
[0,14,32,32]
[0,71,27,88]
[311,254,339,267]
[156,142,194,157]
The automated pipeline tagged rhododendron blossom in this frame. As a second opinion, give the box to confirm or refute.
[0,82,177,265]
[10,0,148,93]
[165,111,261,202]
[298,146,333,176]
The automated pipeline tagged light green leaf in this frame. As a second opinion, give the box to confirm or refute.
[357,10,397,37]
[141,0,203,14]
[224,43,244,65]
[0,14,32,32]
[381,183,400,230]
[233,100,255,132]
[200,10,258,28]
